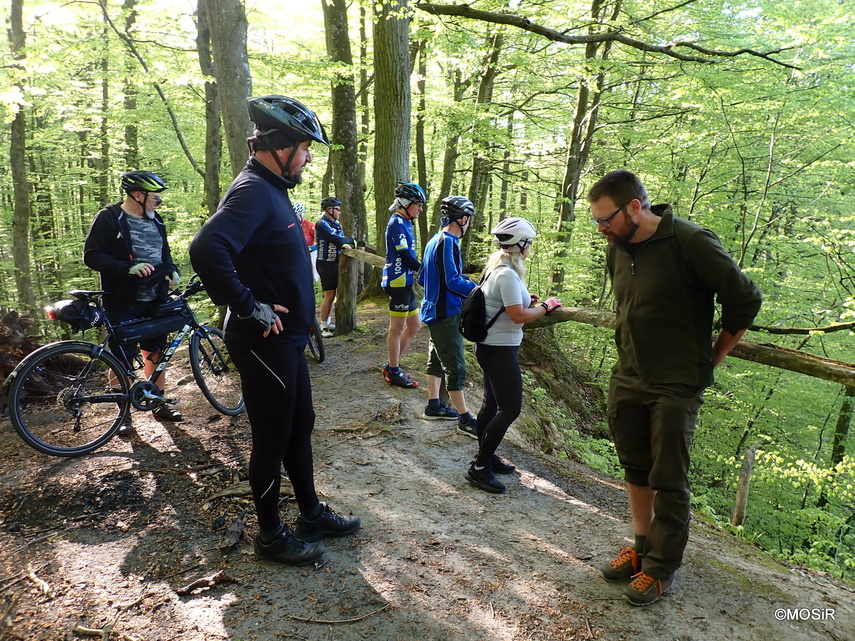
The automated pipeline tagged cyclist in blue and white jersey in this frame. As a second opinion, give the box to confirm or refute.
[380,182,425,388]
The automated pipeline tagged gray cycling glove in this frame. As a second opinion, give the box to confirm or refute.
[239,302,278,330]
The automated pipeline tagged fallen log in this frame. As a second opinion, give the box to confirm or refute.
[525,306,855,387]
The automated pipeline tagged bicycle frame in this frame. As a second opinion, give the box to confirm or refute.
[5,275,243,457]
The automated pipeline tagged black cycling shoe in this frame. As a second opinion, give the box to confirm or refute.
[117,414,134,436]
[152,403,183,421]
[293,503,361,543]
[491,454,516,474]
[254,525,325,566]
[466,463,506,494]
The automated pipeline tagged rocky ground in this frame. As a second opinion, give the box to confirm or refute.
[0,304,852,641]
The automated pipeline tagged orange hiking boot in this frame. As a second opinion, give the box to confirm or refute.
[623,571,673,606]
[600,546,640,582]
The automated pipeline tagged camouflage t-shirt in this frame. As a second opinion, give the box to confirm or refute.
[126,215,164,302]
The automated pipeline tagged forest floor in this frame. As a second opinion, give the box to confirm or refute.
[0,303,853,641]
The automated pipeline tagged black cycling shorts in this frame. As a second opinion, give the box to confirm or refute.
[316,260,339,291]
[384,286,419,317]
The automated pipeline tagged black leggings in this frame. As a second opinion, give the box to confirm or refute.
[474,343,522,467]
[226,338,319,532]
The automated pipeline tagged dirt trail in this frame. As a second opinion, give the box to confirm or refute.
[0,305,852,641]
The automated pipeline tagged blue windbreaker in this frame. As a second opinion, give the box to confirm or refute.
[418,231,475,324]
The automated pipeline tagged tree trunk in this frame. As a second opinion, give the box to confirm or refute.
[8,0,36,315]
[461,32,503,266]
[413,38,430,251]
[817,385,855,508]
[731,442,759,527]
[548,0,622,294]
[195,0,222,217]
[526,305,855,387]
[123,0,139,169]
[372,0,412,282]
[98,18,110,204]
[198,0,252,178]
[498,116,514,220]
[323,0,367,335]
[428,72,467,254]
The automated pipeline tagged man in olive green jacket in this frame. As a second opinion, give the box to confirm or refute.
[589,169,762,606]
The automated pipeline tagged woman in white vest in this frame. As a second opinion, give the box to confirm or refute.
[467,217,562,494]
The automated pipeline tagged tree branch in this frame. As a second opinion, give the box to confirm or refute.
[97,0,204,178]
[415,3,799,70]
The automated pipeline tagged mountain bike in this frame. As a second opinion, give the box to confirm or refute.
[4,275,243,457]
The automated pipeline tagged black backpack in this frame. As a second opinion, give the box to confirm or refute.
[458,271,505,342]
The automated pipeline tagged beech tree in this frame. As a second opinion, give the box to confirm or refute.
[8,0,35,315]
[372,0,413,268]
[198,0,251,178]
[322,0,367,334]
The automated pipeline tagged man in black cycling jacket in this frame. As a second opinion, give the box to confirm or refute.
[189,95,360,566]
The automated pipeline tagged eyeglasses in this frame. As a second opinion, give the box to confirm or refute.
[148,193,163,204]
[591,203,627,228]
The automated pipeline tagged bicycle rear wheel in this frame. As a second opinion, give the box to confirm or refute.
[7,342,130,457]
[307,317,325,363]
[189,326,244,416]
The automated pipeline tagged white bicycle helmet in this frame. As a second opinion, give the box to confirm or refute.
[293,201,306,219]
[491,217,537,252]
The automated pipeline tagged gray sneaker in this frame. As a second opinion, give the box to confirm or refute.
[623,571,673,606]
[117,413,134,436]
[457,417,479,439]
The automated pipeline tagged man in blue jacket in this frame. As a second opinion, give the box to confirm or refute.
[189,95,360,567]
[419,196,478,436]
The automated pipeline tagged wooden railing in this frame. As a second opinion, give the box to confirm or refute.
[342,247,855,387]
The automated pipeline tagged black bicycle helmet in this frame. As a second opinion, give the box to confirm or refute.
[440,195,476,220]
[321,197,341,210]
[395,182,426,203]
[121,171,166,194]
[247,95,329,146]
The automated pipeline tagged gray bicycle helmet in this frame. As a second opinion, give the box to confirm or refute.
[440,195,476,220]
[247,95,329,146]
[121,171,166,194]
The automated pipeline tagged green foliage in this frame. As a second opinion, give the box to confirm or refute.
[1,0,853,580]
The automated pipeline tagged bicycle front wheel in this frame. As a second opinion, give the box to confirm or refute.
[189,326,244,416]
[7,342,130,457]
[307,317,325,364]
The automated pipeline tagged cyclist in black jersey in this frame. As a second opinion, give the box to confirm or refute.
[314,197,355,337]
[190,95,360,566]
[83,170,182,433]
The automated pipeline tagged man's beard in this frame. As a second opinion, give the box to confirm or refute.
[605,213,638,246]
